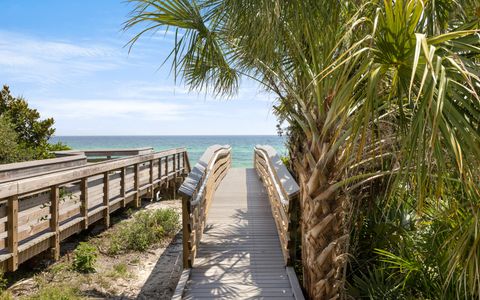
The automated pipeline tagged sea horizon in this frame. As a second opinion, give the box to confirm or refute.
[50,135,287,168]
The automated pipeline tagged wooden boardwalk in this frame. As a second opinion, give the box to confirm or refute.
[182,168,296,299]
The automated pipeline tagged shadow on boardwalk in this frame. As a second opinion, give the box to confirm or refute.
[182,168,293,299]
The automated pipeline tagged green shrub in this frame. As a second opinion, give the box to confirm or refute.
[107,208,180,255]
[25,285,82,300]
[106,263,129,278]
[0,268,7,292]
[113,263,128,276]
[72,242,97,273]
[49,263,69,276]
[0,292,13,300]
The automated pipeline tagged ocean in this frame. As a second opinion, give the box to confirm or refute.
[50,135,287,168]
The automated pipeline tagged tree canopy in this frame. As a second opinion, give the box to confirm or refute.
[0,85,69,164]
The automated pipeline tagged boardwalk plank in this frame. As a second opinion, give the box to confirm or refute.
[183,168,295,300]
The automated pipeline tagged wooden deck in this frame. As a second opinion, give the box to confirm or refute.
[182,168,296,299]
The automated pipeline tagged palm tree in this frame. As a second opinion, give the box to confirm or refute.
[124,0,480,298]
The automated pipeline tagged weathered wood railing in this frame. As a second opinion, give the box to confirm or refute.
[178,145,232,268]
[0,148,190,272]
[55,147,154,162]
[254,145,300,266]
[0,155,87,183]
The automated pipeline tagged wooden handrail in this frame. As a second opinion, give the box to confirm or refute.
[0,155,87,183]
[254,145,300,266]
[178,145,232,268]
[0,147,190,272]
[0,148,187,199]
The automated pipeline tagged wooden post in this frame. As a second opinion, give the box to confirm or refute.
[165,155,169,177]
[173,153,177,177]
[165,155,169,189]
[178,154,185,176]
[149,160,154,199]
[50,186,60,261]
[177,153,181,173]
[120,167,126,208]
[134,163,140,208]
[184,151,191,174]
[7,195,18,271]
[172,154,177,198]
[158,157,162,180]
[80,178,89,229]
[103,172,110,227]
[181,195,191,268]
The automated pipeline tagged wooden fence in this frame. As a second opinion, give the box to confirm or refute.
[0,148,190,272]
[178,145,232,268]
[254,145,300,266]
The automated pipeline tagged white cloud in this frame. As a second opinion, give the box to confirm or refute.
[32,98,189,121]
[0,30,122,86]
[0,30,279,135]
[112,80,278,103]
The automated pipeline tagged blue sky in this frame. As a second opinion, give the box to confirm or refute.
[0,0,278,135]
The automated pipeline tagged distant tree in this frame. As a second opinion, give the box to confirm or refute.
[0,85,70,164]
[0,116,29,163]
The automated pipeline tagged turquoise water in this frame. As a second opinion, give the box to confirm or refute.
[50,136,286,168]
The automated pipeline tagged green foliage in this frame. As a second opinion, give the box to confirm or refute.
[0,116,32,164]
[72,242,97,273]
[0,269,7,293]
[113,263,128,276]
[0,85,70,164]
[49,263,70,276]
[107,208,180,255]
[280,155,289,167]
[24,285,82,300]
[46,142,70,153]
[125,0,480,298]
[0,292,13,300]
[348,187,478,299]
[106,263,129,278]
[0,85,54,147]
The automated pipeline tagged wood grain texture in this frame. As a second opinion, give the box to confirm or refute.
[182,168,297,300]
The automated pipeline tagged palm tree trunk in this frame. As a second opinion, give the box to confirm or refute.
[292,137,349,300]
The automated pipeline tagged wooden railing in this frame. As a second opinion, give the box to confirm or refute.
[0,148,190,272]
[254,145,300,265]
[54,147,154,162]
[178,145,232,268]
[0,155,87,183]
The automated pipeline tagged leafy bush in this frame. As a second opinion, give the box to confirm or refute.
[347,187,479,299]
[72,242,97,273]
[107,208,180,255]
